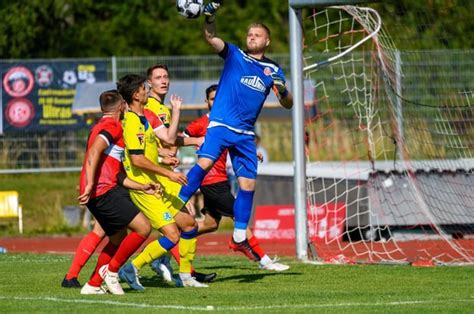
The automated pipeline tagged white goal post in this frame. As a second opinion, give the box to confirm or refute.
[288,0,379,261]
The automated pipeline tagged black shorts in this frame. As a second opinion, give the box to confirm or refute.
[87,185,140,237]
[200,181,235,219]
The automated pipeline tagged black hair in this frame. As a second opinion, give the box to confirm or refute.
[116,74,146,104]
[205,84,218,100]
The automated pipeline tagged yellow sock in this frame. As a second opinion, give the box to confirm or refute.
[132,239,168,270]
[178,237,196,274]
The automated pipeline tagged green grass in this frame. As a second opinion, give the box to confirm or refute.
[0,173,80,234]
[0,253,473,313]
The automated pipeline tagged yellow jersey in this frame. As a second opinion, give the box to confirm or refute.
[146,97,171,129]
[145,96,174,171]
[122,111,160,184]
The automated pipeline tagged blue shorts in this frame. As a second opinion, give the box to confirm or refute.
[197,126,258,179]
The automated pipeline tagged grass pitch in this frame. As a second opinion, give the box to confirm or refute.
[0,253,473,313]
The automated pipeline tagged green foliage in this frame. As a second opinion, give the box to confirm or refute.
[1,1,471,58]
[0,253,473,312]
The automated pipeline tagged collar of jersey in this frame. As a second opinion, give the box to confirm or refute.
[128,110,149,130]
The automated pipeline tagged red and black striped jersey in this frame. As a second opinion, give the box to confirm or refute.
[79,117,125,198]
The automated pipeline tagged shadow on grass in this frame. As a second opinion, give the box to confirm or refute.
[216,272,301,283]
[129,275,176,289]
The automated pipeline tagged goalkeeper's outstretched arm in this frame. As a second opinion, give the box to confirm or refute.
[203,5,224,53]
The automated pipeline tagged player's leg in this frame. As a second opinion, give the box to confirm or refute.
[245,229,289,271]
[174,210,208,287]
[79,193,124,294]
[62,222,105,288]
[228,135,258,244]
[178,126,228,205]
[85,230,125,294]
[198,211,220,234]
[119,192,178,291]
[99,195,152,295]
[149,178,214,285]
[155,211,218,284]
[178,157,213,204]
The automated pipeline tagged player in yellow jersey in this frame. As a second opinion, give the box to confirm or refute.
[140,63,217,284]
[117,74,208,289]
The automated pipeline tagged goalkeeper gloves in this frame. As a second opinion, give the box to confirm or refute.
[203,0,221,17]
[271,73,288,98]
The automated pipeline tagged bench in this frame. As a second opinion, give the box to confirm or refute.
[0,191,23,234]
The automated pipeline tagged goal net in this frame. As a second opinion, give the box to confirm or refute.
[302,4,473,265]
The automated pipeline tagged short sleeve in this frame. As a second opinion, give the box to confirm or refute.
[123,113,145,154]
[144,109,165,132]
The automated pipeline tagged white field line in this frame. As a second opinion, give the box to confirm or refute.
[0,296,473,311]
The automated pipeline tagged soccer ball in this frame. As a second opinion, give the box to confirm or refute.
[176,0,203,19]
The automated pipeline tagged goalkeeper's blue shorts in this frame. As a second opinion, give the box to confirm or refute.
[197,125,258,180]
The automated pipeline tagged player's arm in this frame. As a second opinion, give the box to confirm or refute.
[203,1,225,53]
[78,135,108,205]
[272,72,293,109]
[129,153,188,185]
[154,95,182,145]
[119,173,162,195]
[175,135,204,147]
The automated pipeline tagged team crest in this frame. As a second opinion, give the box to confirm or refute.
[136,133,144,145]
[163,212,172,221]
[263,67,272,76]
[35,65,54,87]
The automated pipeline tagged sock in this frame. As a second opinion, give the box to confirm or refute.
[178,228,198,274]
[178,165,207,203]
[88,241,118,287]
[233,228,246,243]
[108,232,147,273]
[233,189,254,230]
[170,244,196,273]
[259,255,272,266]
[132,237,176,270]
[170,245,181,264]
[248,235,265,259]
[66,231,103,279]
[233,189,255,242]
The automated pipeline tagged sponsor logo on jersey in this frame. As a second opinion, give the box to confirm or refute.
[137,133,144,145]
[240,76,266,93]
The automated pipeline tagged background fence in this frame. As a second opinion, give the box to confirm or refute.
[0,50,472,172]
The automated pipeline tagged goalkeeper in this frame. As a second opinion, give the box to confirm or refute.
[178,2,293,258]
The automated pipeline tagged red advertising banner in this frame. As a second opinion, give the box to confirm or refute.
[252,203,346,243]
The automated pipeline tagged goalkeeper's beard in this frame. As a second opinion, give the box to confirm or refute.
[246,44,266,55]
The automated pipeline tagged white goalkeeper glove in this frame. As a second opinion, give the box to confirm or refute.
[271,73,288,98]
[203,0,221,17]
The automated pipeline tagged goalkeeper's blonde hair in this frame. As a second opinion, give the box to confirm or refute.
[247,22,271,39]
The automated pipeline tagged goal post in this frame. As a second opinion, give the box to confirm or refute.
[288,0,380,261]
[288,1,474,265]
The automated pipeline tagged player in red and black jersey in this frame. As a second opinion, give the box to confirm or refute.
[69,90,160,295]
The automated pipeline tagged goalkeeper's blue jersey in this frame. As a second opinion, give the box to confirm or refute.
[209,42,286,134]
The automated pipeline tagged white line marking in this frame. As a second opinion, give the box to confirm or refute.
[1,296,473,311]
